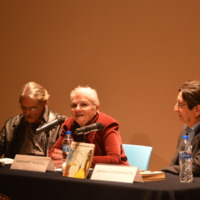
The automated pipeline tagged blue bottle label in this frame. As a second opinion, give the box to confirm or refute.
[62,144,70,152]
[179,152,192,159]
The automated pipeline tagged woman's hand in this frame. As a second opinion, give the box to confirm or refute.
[50,149,63,168]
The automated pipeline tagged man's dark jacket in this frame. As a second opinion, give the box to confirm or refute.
[0,108,65,158]
[162,126,200,176]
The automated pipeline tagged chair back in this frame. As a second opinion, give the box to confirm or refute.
[122,144,152,170]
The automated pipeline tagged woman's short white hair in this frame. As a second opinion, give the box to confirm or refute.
[70,86,100,105]
[19,81,50,104]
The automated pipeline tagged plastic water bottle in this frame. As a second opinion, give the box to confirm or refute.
[62,131,73,162]
[179,135,193,183]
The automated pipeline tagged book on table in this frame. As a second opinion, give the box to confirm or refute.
[140,170,165,182]
[63,141,95,179]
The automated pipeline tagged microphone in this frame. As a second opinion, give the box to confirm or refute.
[36,116,66,134]
[75,123,103,135]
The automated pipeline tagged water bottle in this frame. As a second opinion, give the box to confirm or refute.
[62,131,73,162]
[179,135,193,183]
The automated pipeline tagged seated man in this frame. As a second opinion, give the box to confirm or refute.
[49,86,129,168]
[0,81,66,158]
[163,80,200,176]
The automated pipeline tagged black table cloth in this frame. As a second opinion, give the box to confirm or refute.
[0,165,200,200]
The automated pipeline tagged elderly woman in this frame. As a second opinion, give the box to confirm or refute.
[49,86,129,168]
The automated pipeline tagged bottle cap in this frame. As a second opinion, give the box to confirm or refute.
[182,135,189,140]
[66,131,72,135]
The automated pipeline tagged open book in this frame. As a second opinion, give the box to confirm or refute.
[63,141,95,179]
[140,170,165,182]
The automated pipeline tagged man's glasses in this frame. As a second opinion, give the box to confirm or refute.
[21,105,37,112]
[176,102,187,108]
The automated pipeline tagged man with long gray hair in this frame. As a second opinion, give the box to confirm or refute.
[0,81,66,158]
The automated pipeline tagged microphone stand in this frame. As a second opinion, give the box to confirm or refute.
[76,131,86,142]
[44,129,50,157]
[76,130,96,142]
